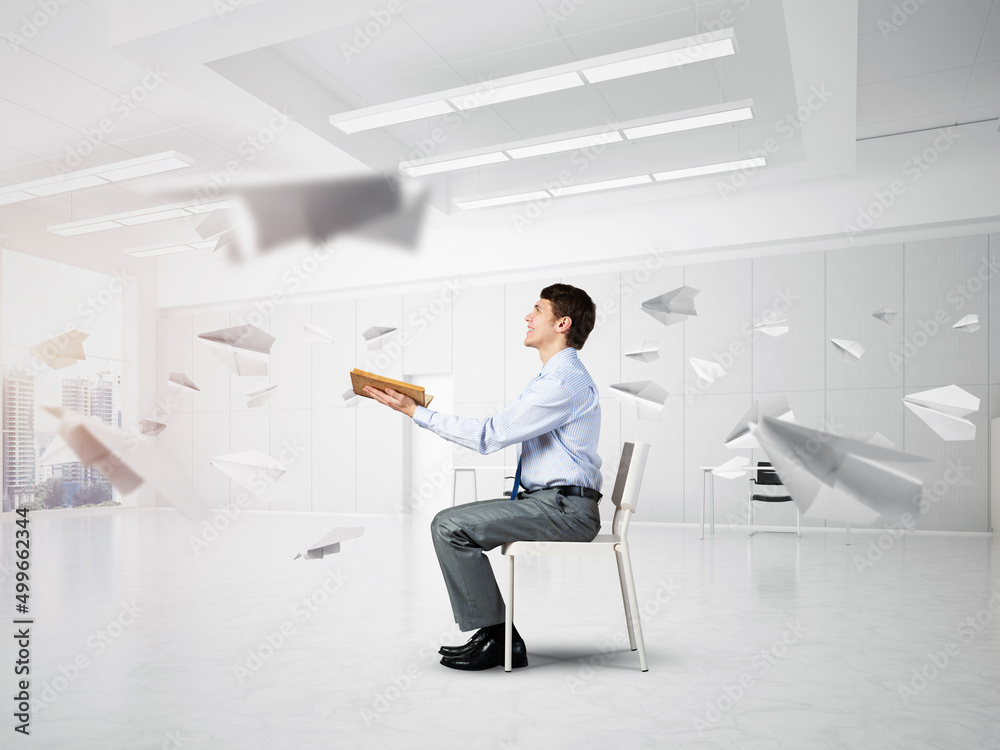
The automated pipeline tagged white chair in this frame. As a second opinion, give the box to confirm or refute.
[500,442,651,672]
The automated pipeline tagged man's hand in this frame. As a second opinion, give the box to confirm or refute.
[364,386,417,418]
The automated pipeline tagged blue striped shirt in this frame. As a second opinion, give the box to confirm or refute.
[412,347,602,492]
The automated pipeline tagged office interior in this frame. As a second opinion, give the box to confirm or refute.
[0,1,999,748]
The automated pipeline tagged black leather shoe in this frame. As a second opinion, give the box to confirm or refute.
[439,628,489,657]
[440,632,527,671]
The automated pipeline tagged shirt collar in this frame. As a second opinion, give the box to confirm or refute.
[539,346,577,376]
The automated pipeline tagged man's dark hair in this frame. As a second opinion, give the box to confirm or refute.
[540,283,596,350]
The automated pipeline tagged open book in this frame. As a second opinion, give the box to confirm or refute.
[350,368,435,407]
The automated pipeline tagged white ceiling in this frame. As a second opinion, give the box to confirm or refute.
[0,0,995,275]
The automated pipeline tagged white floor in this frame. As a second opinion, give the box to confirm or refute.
[1,507,999,750]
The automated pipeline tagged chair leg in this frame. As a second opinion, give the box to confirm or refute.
[747,496,754,537]
[615,548,637,651]
[619,544,648,672]
[795,506,801,538]
[504,555,514,672]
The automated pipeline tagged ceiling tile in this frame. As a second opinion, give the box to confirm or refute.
[535,0,693,38]
[560,11,705,59]
[355,66,468,106]
[857,0,992,36]
[957,102,1000,123]
[448,39,575,81]
[858,9,988,85]
[0,143,43,172]
[0,46,96,108]
[962,60,1000,108]
[0,109,92,161]
[716,52,794,104]
[133,82,227,128]
[857,67,970,125]
[484,85,617,140]
[390,108,524,153]
[593,64,724,122]
[856,111,960,140]
[978,2,1000,62]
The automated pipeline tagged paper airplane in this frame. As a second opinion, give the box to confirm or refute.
[139,420,166,436]
[197,324,275,376]
[831,338,865,363]
[294,527,365,560]
[624,340,659,363]
[609,381,669,420]
[195,208,234,240]
[952,314,980,333]
[41,406,209,523]
[689,357,725,383]
[30,331,89,370]
[902,385,979,441]
[209,449,286,501]
[725,396,797,449]
[303,323,334,343]
[753,313,789,338]
[872,307,897,325]
[363,326,397,350]
[39,435,76,466]
[852,431,895,449]
[712,456,751,479]
[751,415,932,526]
[640,286,699,327]
[342,388,359,406]
[246,384,278,408]
[167,372,200,392]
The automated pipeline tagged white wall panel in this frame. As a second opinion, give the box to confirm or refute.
[990,234,999,384]
[310,299,356,409]
[229,410,269,507]
[192,412,230,510]
[904,235,989,387]
[453,284,504,403]
[560,272,621,394]
[267,304,312,410]
[268,409,312,512]
[505,280,546,401]
[684,259,753,395]
[156,316,193,415]
[752,252,825,393]
[825,244,905,390]
[155,412,191,510]
[356,406,409,514]
[402,285,454,376]
[620,394,684,523]
[312,407,357,513]
[449,401,510,502]
[191,312,231,413]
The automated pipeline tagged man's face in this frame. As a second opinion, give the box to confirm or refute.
[524,298,567,349]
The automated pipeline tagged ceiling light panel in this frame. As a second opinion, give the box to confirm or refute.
[623,106,754,140]
[581,29,737,83]
[331,101,455,134]
[449,72,584,110]
[549,175,652,196]
[454,190,550,210]
[507,131,623,159]
[400,151,509,177]
[653,157,766,181]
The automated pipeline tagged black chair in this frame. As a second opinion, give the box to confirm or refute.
[748,462,800,537]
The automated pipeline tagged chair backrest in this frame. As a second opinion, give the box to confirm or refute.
[754,461,783,486]
[610,442,650,538]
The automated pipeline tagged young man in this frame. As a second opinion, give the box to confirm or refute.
[365,283,602,670]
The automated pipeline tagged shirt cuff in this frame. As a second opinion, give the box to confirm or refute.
[412,405,433,428]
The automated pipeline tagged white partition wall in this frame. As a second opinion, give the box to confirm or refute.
[154,231,997,530]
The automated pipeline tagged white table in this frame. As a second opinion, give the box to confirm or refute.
[699,464,768,539]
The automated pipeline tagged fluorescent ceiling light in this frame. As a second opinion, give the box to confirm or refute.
[331,30,737,133]
[454,190,550,210]
[400,152,509,177]
[449,72,584,110]
[624,106,754,139]
[331,101,455,134]
[48,199,231,236]
[653,157,766,181]
[581,29,736,83]
[127,240,215,258]
[0,151,196,205]
[507,131,623,159]
[549,175,652,196]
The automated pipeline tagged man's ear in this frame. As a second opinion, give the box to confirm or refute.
[557,316,572,333]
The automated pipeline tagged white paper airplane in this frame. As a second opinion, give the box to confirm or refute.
[294,527,365,560]
[342,388,359,406]
[952,314,980,333]
[712,456,751,479]
[725,396,797,449]
[210,449,287,501]
[41,406,209,523]
[197,324,275,376]
[167,372,200,393]
[689,357,726,383]
[753,313,789,337]
[363,326,397,350]
[902,385,979,441]
[38,434,76,466]
[30,331,89,370]
[872,307,897,325]
[139,420,166,436]
[831,338,865,363]
[303,323,334,343]
[609,381,669,420]
[751,415,932,526]
[246,384,278,408]
[624,340,659,363]
[640,286,699,327]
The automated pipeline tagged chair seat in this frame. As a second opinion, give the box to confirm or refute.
[751,494,793,503]
[502,534,622,557]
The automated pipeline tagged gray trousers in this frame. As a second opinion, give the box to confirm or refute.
[431,489,601,631]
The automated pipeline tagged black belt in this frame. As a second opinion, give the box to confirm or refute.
[550,485,602,502]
